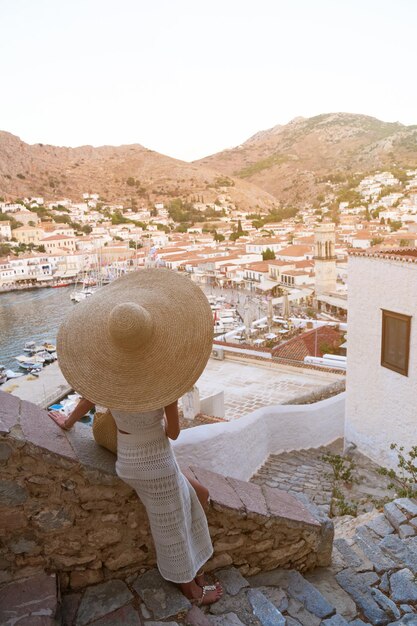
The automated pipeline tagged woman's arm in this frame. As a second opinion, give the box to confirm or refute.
[49,397,95,430]
[164,400,180,440]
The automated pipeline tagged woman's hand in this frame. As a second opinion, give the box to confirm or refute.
[48,410,72,430]
[48,398,94,431]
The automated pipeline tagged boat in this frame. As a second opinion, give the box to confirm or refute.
[17,361,43,371]
[34,350,56,363]
[42,342,56,353]
[52,282,73,288]
[70,286,97,302]
[5,369,24,379]
[71,255,105,302]
[23,340,56,354]
[15,354,46,365]
[23,341,43,353]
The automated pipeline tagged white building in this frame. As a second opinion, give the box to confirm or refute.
[0,221,12,240]
[345,249,417,469]
[245,239,284,255]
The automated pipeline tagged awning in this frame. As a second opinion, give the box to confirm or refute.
[317,294,348,310]
[255,279,280,292]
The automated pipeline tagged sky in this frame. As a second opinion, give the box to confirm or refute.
[1,0,417,162]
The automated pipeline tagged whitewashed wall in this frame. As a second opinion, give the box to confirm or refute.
[345,255,417,469]
[174,393,345,481]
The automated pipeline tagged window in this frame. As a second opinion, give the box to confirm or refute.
[381,310,411,376]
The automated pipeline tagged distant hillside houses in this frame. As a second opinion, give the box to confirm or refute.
[358,172,400,199]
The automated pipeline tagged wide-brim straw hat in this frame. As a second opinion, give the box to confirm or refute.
[57,268,213,411]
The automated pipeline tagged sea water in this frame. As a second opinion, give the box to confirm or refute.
[0,287,75,371]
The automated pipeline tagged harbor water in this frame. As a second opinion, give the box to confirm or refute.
[0,287,75,371]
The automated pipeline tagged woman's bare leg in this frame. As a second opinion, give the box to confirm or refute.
[183,474,220,589]
[187,476,209,509]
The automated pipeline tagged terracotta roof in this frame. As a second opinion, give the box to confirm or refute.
[248,238,283,245]
[276,245,313,256]
[163,252,201,262]
[351,232,373,240]
[349,248,417,263]
[272,326,344,361]
[41,234,76,241]
[267,259,295,266]
[244,261,271,272]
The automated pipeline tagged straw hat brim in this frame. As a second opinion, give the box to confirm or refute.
[57,268,214,411]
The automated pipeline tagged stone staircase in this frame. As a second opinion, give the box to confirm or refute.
[250,445,338,516]
[250,441,394,518]
[2,497,417,625]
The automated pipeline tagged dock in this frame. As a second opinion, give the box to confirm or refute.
[1,361,72,409]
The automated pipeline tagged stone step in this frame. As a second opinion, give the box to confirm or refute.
[0,572,58,625]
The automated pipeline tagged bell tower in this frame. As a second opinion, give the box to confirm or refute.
[314,223,337,295]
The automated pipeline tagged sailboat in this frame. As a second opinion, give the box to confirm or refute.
[70,252,103,302]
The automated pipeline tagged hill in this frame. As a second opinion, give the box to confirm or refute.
[196,113,417,205]
[0,132,276,211]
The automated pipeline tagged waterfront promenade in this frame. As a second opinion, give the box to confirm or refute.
[1,361,71,408]
[2,355,342,417]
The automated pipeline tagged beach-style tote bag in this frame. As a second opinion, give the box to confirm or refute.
[92,408,117,455]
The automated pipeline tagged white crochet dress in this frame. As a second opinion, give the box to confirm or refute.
[111,407,213,583]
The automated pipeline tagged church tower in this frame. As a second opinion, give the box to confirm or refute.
[314,223,337,295]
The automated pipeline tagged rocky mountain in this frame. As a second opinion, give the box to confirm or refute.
[3,113,417,212]
[0,132,276,211]
[196,113,417,205]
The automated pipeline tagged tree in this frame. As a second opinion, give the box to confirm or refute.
[129,240,143,249]
[390,220,402,232]
[371,237,384,246]
[111,211,129,225]
[252,219,264,230]
[262,247,276,260]
[0,243,13,256]
[81,224,92,234]
[213,230,225,242]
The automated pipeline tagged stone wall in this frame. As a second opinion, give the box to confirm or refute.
[0,390,333,591]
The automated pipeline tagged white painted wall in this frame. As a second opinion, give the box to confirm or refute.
[345,255,417,469]
[174,393,345,480]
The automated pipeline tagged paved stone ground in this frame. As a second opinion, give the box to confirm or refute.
[250,441,394,518]
[3,498,417,625]
[196,359,341,420]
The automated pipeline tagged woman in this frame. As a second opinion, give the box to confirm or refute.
[53,268,222,606]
